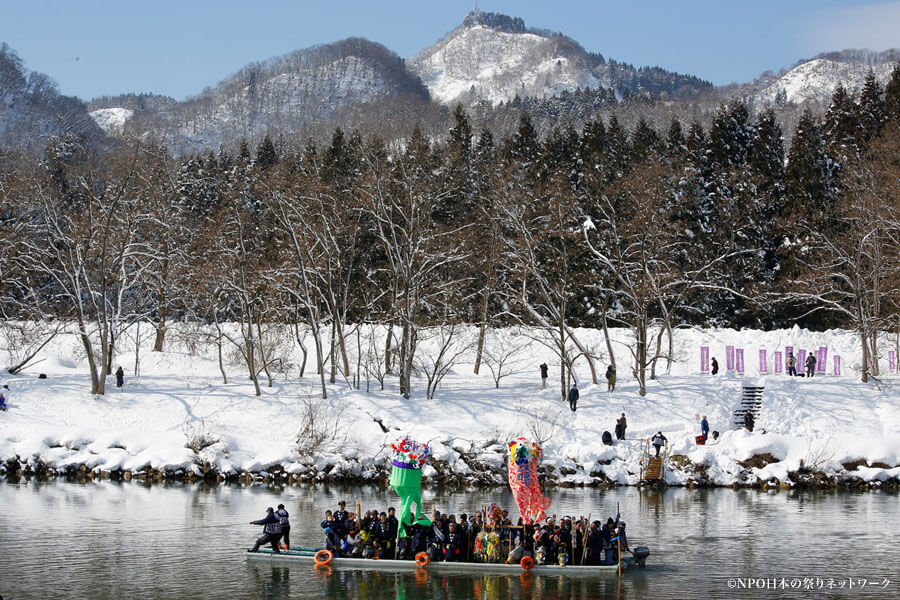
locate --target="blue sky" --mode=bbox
[2,0,899,101]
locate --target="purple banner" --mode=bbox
[833,355,841,376]
[736,349,744,374]
[759,349,767,374]
[797,349,807,373]
[700,346,710,373]
[817,346,827,373]
[774,351,783,373]
[726,346,735,371]
[890,350,896,373]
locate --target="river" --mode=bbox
[0,480,897,599]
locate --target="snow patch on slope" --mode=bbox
[90,107,134,133]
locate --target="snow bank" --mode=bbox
[1,324,898,488]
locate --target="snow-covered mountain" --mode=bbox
[408,11,710,107]
[102,38,430,152]
[747,49,900,108]
[0,44,103,150]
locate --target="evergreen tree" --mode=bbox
[786,109,838,228]
[884,62,900,124]
[856,70,885,146]
[255,135,278,171]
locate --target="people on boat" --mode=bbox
[248,506,282,553]
[295,503,640,569]
[333,501,349,536]
[276,504,291,551]
[603,517,618,565]
[616,521,630,552]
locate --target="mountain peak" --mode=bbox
[461,10,561,39]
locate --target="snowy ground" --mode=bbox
[1,324,899,487]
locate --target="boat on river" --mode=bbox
[245,546,650,576]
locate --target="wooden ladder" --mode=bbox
[640,439,667,482]
[733,385,764,427]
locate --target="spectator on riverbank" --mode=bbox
[568,383,579,412]
[787,352,797,376]
[615,413,627,440]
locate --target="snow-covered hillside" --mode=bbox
[409,25,601,106]
[1,324,898,489]
[754,58,896,106]
[89,107,134,133]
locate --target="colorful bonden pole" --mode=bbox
[389,436,433,539]
[507,437,552,525]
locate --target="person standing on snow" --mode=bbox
[651,432,667,457]
[744,409,755,432]
[786,352,797,376]
[540,363,548,390]
[615,412,627,440]
[711,357,719,375]
[567,383,579,412]
[805,351,817,377]
[605,365,616,392]
[115,366,124,388]
[700,415,709,443]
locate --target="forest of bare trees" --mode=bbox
[2,64,900,398]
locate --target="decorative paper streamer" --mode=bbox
[507,437,552,525]
[389,436,432,538]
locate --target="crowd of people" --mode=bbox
[249,500,631,567]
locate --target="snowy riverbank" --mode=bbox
[2,324,899,489]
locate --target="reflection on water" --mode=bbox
[0,480,897,600]
[243,561,653,600]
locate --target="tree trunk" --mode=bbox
[473,289,491,375]
[601,304,615,369]
[636,316,648,396]
[385,322,393,375]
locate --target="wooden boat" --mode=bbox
[245,546,650,576]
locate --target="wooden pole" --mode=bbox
[581,513,591,565]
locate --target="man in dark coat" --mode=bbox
[744,409,755,432]
[249,507,282,553]
[115,366,124,387]
[711,357,719,375]
[568,383,579,412]
[615,413,627,440]
[806,351,817,377]
[651,431,667,457]
[540,363,548,390]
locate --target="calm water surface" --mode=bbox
[0,480,897,599]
